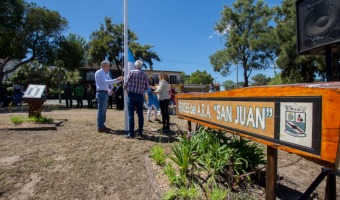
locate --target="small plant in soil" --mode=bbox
[158,127,266,199]
[10,115,53,125]
[150,145,166,166]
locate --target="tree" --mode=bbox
[88,17,160,69]
[0,1,68,86]
[210,0,274,87]
[186,70,214,84]
[223,80,236,90]
[274,0,325,83]
[251,74,271,86]
[180,72,187,84]
[10,61,60,94]
[57,33,87,71]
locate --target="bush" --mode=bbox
[10,116,25,124]
[163,127,265,199]
[10,115,53,124]
[150,145,166,166]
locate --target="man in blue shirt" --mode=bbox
[95,60,124,133]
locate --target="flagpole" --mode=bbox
[123,0,129,131]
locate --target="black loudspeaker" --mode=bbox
[296,0,340,54]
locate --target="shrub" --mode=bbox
[210,187,227,200]
[10,116,25,124]
[150,145,166,166]
[28,115,53,123]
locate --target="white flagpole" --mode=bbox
[123,0,129,131]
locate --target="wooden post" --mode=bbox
[187,120,192,133]
[28,98,43,118]
[266,146,277,200]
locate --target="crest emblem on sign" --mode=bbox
[284,105,307,137]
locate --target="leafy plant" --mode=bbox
[164,162,183,186]
[150,145,166,166]
[210,187,227,200]
[27,116,53,123]
[10,116,25,124]
[162,189,177,200]
[168,142,190,186]
[176,186,199,199]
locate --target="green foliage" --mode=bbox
[251,74,271,86]
[10,61,60,91]
[162,189,177,200]
[10,115,53,124]
[274,0,325,83]
[64,70,82,84]
[210,187,227,200]
[58,33,87,71]
[0,0,68,85]
[210,0,275,87]
[10,116,25,124]
[186,70,214,84]
[176,186,199,199]
[150,145,166,166]
[180,72,187,84]
[168,142,190,186]
[162,186,199,200]
[167,127,265,195]
[28,116,53,123]
[88,17,160,69]
[164,163,183,187]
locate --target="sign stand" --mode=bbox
[23,84,46,118]
[298,168,340,200]
[266,146,277,200]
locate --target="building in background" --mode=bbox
[0,59,21,81]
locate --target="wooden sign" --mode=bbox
[176,82,340,169]
[23,84,46,99]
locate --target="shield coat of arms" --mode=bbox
[284,106,307,137]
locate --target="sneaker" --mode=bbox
[147,120,152,122]
[124,134,134,138]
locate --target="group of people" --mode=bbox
[94,59,174,138]
[63,82,90,108]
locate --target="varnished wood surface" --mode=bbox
[176,82,340,169]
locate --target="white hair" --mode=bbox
[135,60,143,69]
[101,60,111,68]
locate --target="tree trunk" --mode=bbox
[243,66,248,87]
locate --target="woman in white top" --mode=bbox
[152,73,170,131]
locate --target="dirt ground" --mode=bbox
[0,105,340,200]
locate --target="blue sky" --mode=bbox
[28,0,282,85]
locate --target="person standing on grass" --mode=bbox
[152,73,170,131]
[86,82,94,108]
[95,60,124,133]
[107,84,114,109]
[115,83,124,110]
[63,81,74,108]
[146,77,160,122]
[123,60,149,138]
[75,84,84,108]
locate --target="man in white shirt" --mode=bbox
[95,60,124,133]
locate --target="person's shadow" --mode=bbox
[108,123,182,143]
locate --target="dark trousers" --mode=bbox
[65,95,72,108]
[108,96,113,108]
[76,96,83,108]
[127,92,144,136]
[160,99,170,128]
[87,94,93,108]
